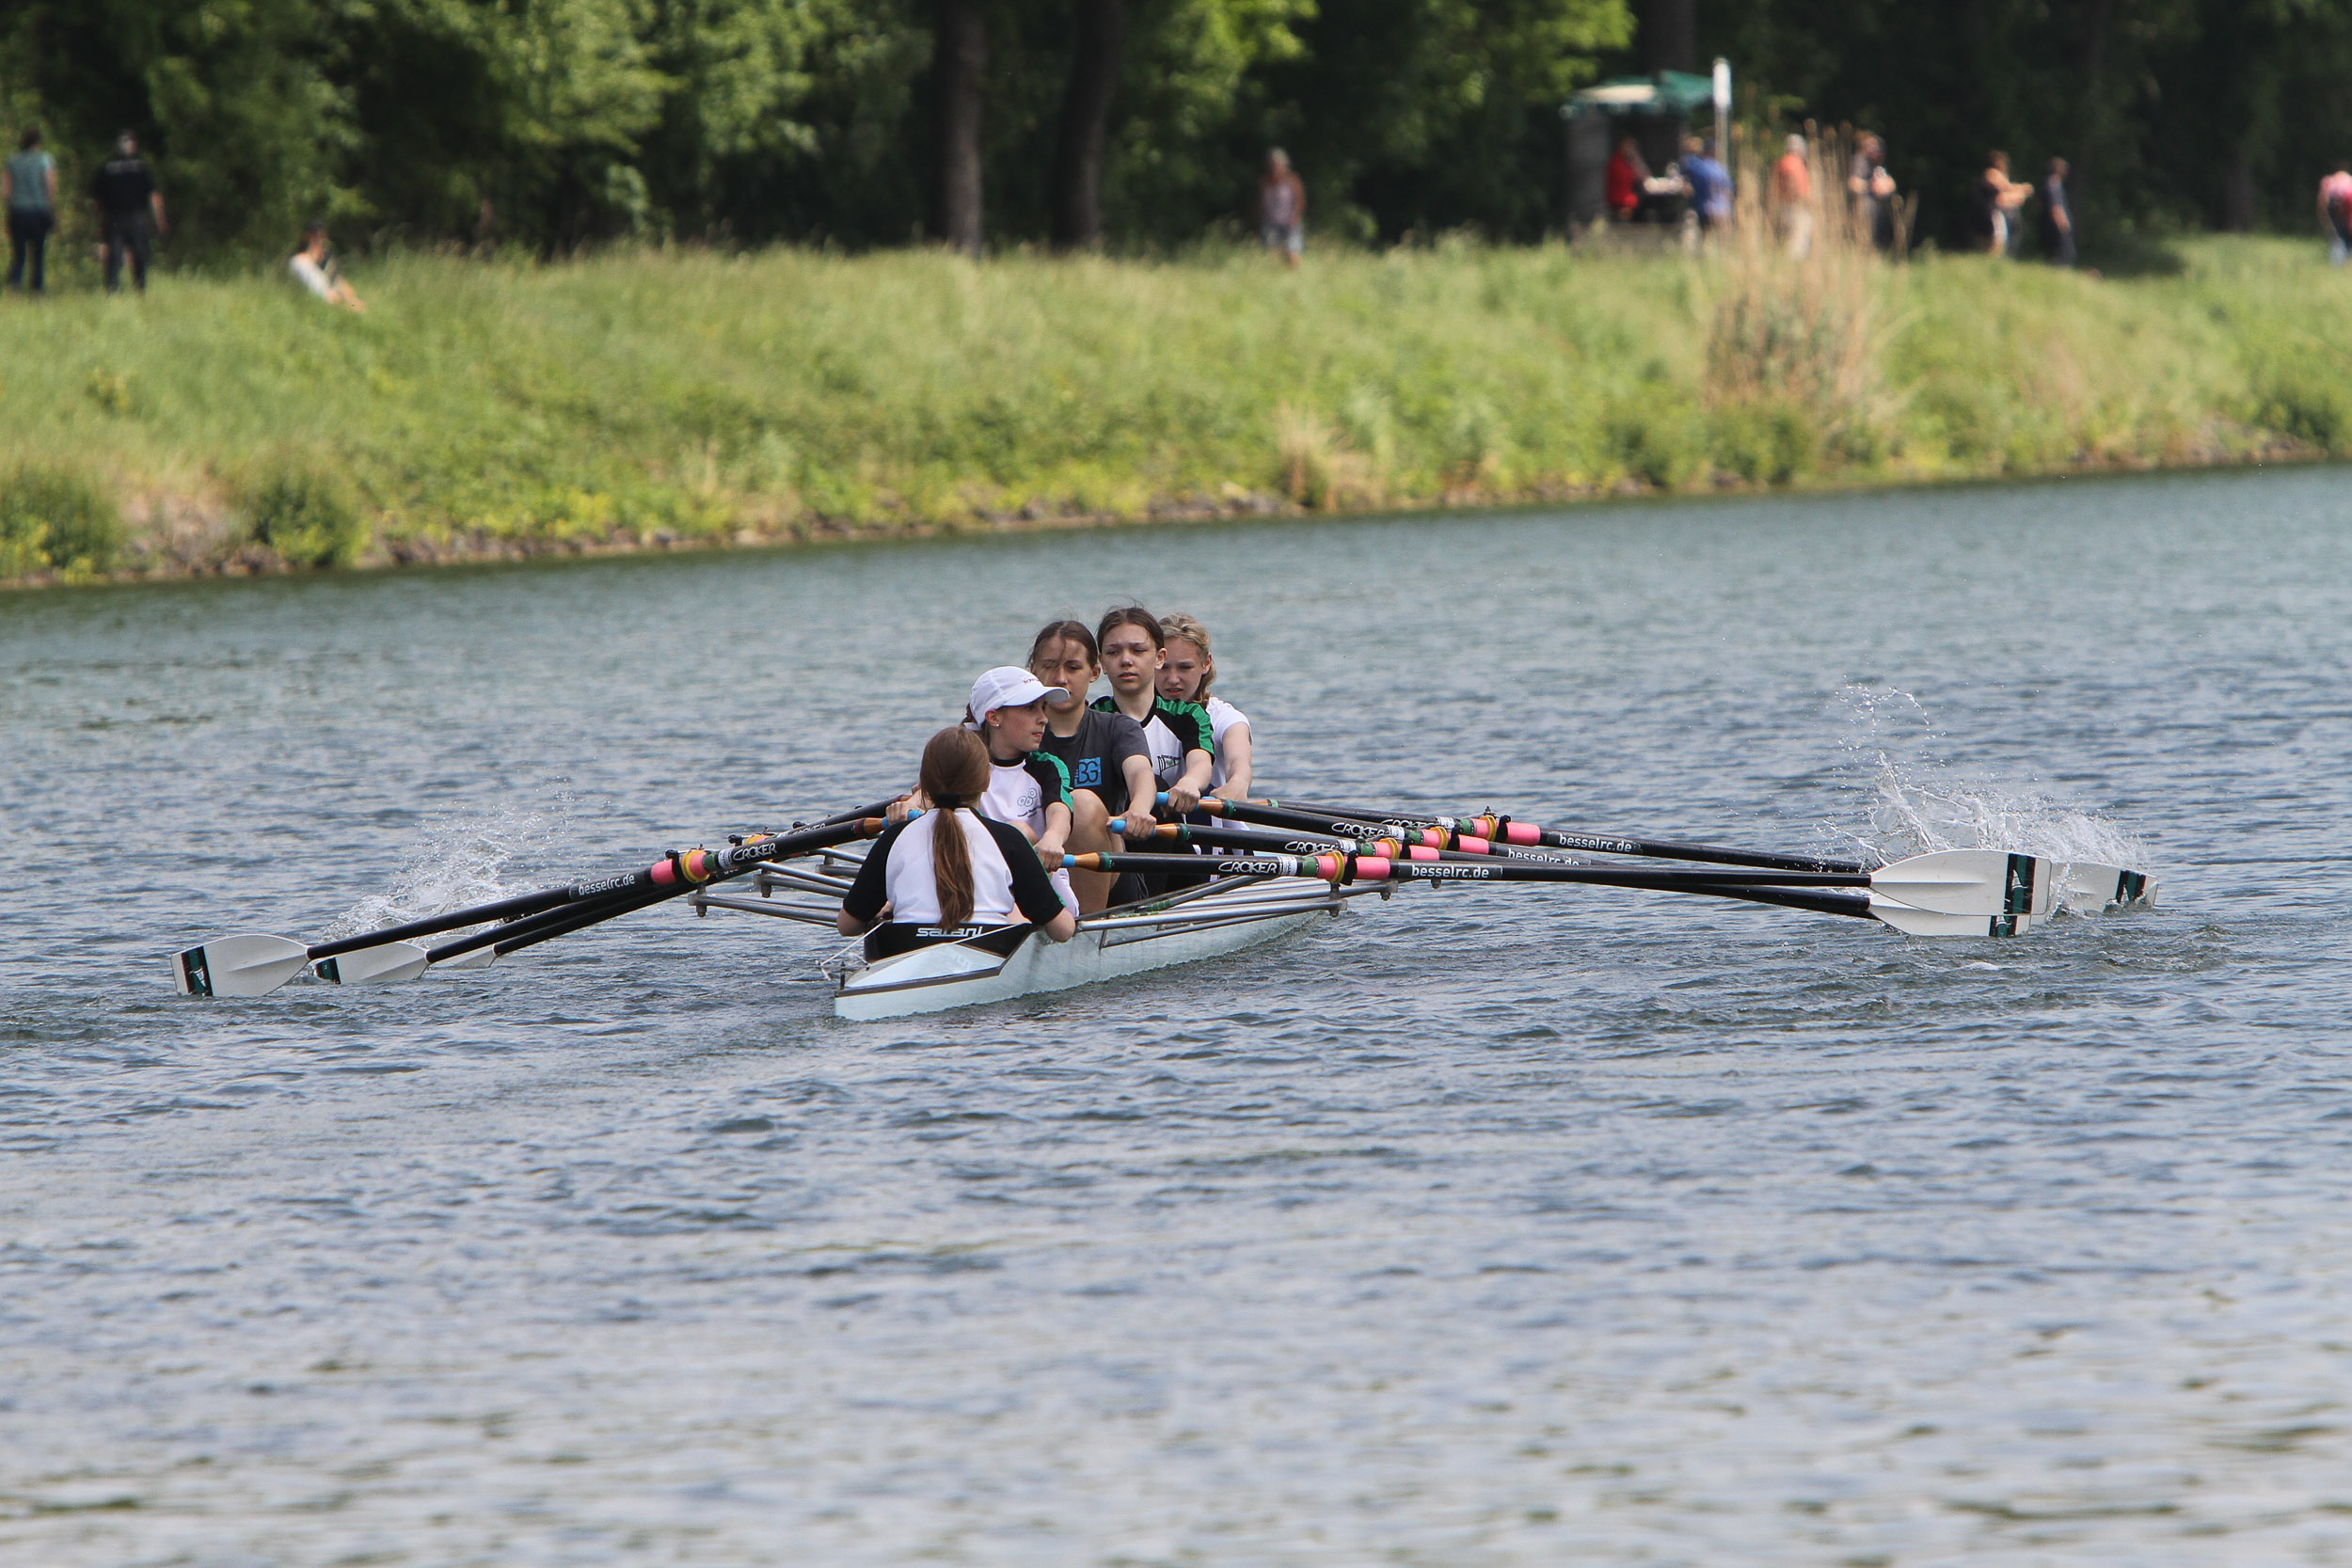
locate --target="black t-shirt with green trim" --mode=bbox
[1091,694,1213,791]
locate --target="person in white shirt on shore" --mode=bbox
[289,221,365,312]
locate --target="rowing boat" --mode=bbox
[686,843,1396,1020]
[168,795,2155,1016]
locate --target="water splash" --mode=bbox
[322,797,572,941]
[1833,687,2151,873]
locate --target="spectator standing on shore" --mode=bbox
[1258,150,1304,268]
[1972,151,2030,256]
[289,221,365,312]
[1606,135,1645,222]
[1849,133,1897,251]
[2320,164,2352,265]
[4,127,56,294]
[92,132,165,294]
[1773,134,1813,258]
[1682,136,1731,234]
[2042,157,2075,266]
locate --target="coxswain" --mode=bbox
[837,728,1076,955]
[964,665,1080,912]
[1155,611,1252,802]
[1027,619,1155,913]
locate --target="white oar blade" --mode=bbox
[172,934,311,998]
[314,942,431,986]
[2056,862,2157,914]
[434,943,499,971]
[1869,850,2051,917]
[1868,895,2037,939]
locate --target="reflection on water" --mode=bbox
[4,467,2351,1564]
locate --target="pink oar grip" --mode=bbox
[1353,856,1394,880]
[1502,823,1541,846]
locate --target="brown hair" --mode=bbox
[918,727,991,927]
[1026,619,1098,674]
[1095,605,1164,652]
[1157,611,1216,700]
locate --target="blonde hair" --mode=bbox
[1157,612,1216,700]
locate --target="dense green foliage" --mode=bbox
[0,236,2344,583]
[0,465,124,578]
[7,2,2349,258]
[0,0,1630,258]
[1707,0,2352,248]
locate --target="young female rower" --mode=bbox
[837,728,1076,952]
[1094,606,1215,813]
[1156,611,1253,802]
[965,664,1079,911]
[1027,619,1155,913]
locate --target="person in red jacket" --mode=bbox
[1605,135,1645,221]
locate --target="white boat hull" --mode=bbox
[834,901,1330,1021]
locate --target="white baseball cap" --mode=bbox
[967,665,1059,725]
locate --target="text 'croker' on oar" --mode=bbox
[1068,847,2052,922]
[171,818,886,998]
[1213,797,1875,875]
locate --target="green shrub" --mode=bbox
[246,464,368,568]
[2251,356,2352,453]
[0,467,123,577]
[1607,391,1704,489]
[1709,401,1820,484]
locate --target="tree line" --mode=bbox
[1,0,2346,261]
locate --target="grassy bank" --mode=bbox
[1,236,2346,585]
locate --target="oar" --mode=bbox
[1262,798,2154,918]
[173,819,885,998]
[1124,817,1597,865]
[416,817,888,974]
[1219,797,1875,875]
[1066,847,2051,920]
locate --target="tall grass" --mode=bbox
[0,232,2342,583]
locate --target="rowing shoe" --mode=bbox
[170,818,887,998]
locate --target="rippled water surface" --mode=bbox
[6,468,2351,1565]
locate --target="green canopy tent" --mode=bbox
[1562,70,1722,230]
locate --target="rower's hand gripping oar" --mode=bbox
[172,818,885,998]
[1071,847,2053,928]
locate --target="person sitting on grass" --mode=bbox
[290,221,365,312]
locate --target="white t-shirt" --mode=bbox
[290,252,335,301]
[980,753,1060,839]
[1203,696,1249,792]
[980,752,1078,911]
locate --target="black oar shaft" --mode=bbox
[1260,798,1872,876]
[310,886,578,960]
[1075,850,1866,891]
[493,883,681,957]
[424,816,884,966]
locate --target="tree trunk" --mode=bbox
[931,0,986,257]
[2074,0,2115,212]
[1051,0,1126,250]
[1640,0,1695,74]
[2222,148,2256,232]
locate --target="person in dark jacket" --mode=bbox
[91,132,167,294]
[5,127,56,293]
[2042,157,2075,267]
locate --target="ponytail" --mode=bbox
[917,727,990,927]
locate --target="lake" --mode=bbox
[5,466,2350,1564]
